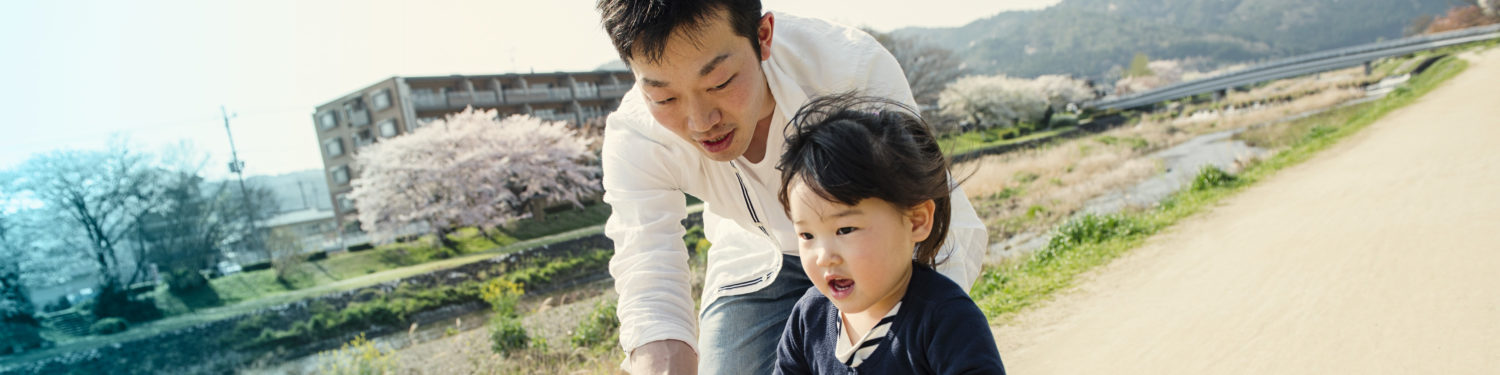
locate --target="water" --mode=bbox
[986,129,1267,262]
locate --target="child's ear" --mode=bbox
[906,200,936,242]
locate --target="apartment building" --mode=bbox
[311,70,634,244]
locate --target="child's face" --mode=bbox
[787,180,935,316]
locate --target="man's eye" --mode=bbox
[836,227,856,235]
[710,76,734,91]
[654,97,676,105]
[799,233,813,240]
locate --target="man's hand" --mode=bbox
[629,339,697,374]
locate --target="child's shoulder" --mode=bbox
[792,285,832,314]
[903,263,976,306]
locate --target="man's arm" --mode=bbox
[935,185,989,292]
[601,110,701,371]
[628,339,697,374]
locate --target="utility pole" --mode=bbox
[296,180,310,210]
[221,106,267,262]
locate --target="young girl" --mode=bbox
[773,94,1006,374]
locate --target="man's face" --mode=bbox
[629,8,775,162]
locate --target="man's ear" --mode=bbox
[907,200,936,243]
[758,12,775,61]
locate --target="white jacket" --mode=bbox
[601,12,989,360]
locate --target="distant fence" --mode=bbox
[1089,24,1500,110]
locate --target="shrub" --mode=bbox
[1190,165,1238,192]
[1049,114,1079,129]
[483,278,530,355]
[91,285,162,323]
[482,279,524,316]
[316,333,395,375]
[1038,214,1151,263]
[570,300,619,349]
[90,317,129,335]
[489,316,529,356]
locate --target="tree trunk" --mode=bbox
[433,227,460,257]
[477,227,505,245]
[528,199,547,222]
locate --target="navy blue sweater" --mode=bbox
[774,264,1007,374]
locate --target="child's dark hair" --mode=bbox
[776,93,953,267]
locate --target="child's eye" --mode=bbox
[654,97,676,105]
[799,232,813,240]
[836,227,857,235]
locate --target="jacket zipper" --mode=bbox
[719,163,778,292]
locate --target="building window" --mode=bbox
[324,138,344,157]
[378,119,398,138]
[354,129,374,149]
[344,98,370,127]
[336,193,353,213]
[371,90,392,111]
[318,111,338,129]
[331,166,350,185]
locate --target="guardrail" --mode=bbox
[1089,24,1500,110]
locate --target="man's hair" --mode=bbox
[776,93,955,267]
[597,0,763,65]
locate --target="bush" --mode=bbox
[1190,165,1238,192]
[1049,114,1079,129]
[483,278,530,355]
[90,317,129,335]
[163,269,210,294]
[91,285,162,323]
[316,333,395,375]
[1039,214,1151,263]
[489,316,529,355]
[0,319,48,355]
[570,300,619,349]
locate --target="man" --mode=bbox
[596,1,989,373]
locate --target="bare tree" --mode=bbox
[864,28,968,106]
[264,227,305,285]
[13,139,155,294]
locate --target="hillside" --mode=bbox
[895,0,1451,79]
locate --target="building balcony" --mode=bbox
[503,87,556,103]
[599,84,631,98]
[412,92,446,110]
[474,91,500,105]
[573,86,599,99]
[447,91,474,108]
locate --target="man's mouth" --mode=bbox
[700,131,733,152]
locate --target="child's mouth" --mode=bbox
[828,278,854,299]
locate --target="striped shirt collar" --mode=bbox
[834,302,903,368]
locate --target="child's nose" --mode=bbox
[813,244,840,267]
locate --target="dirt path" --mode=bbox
[993,47,1500,374]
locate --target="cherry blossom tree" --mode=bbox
[939,74,1048,129]
[349,107,601,252]
[1033,75,1095,111]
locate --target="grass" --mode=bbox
[152,203,614,317]
[498,203,612,240]
[941,126,1076,156]
[969,54,1470,321]
[232,247,613,353]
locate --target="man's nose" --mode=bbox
[687,102,721,132]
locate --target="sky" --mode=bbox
[0,0,1061,180]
